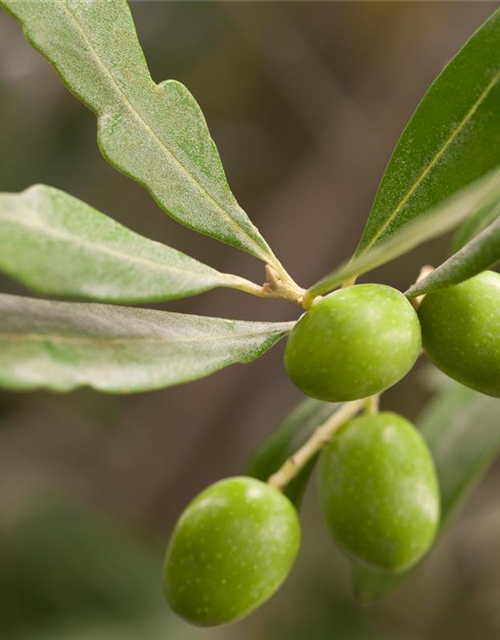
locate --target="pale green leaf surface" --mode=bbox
[450,198,500,253]
[306,170,500,300]
[356,9,500,256]
[353,381,500,604]
[0,0,273,261]
[0,294,293,393]
[0,185,257,303]
[406,212,500,298]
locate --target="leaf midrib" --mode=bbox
[60,2,268,260]
[363,67,500,254]
[0,325,293,347]
[0,209,224,283]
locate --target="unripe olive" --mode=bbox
[285,284,421,402]
[418,270,500,397]
[164,476,300,627]
[318,412,439,572]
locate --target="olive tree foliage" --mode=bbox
[1,0,500,606]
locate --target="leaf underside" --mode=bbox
[0,0,273,261]
[0,185,251,304]
[356,8,500,256]
[406,210,500,297]
[306,170,500,299]
[0,294,293,393]
[353,380,500,604]
[450,197,500,253]
[2,0,499,607]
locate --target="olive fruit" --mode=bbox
[164,476,300,627]
[418,270,500,397]
[318,412,439,572]
[284,284,421,402]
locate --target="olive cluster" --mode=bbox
[163,272,499,627]
[286,272,500,403]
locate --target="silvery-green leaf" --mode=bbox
[0,185,260,303]
[406,212,500,298]
[0,294,293,393]
[356,8,500,256]
[0,0,275,262]
[450,198,500,253]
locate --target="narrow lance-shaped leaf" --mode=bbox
[450,197,500,253]
[305,170,500,301]
[406,211,500,298]
[356,9,500,255]
[246,398,337,508]
[352,380,500,604]
[0,294,294,394]
[0,0,275,263]
[0,185,259,304]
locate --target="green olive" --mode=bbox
[164,476,300,627]
[318,412,440,572]
[418,270,500,397]
[284,284,421,402]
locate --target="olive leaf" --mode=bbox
[246,398,337,508]
[352,380,500,604]
[355,8,500,256]
[0,185,259,304]
[406,210,500,298]
[450,198,500,253]
[305,170,500,301]
[0,294,293,393]
[0,0,275,263]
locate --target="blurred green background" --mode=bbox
[1,2,500,639]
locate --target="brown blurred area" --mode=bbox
[1,3,500,639]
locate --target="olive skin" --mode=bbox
[164,477,300,627]
[318,412,440,572]
[284,284,421,402]
[419,271,500,398]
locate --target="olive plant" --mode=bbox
[1,0,500,627]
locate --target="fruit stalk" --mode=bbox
[233,263,307,307]
[267,399,365,491]
[364,394,380,415]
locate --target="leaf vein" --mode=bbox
[0,326,292,347]
[364,67,500,253]
[0,210,222,282]
[60,1,267,259]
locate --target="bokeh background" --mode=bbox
[1,2,499,639]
